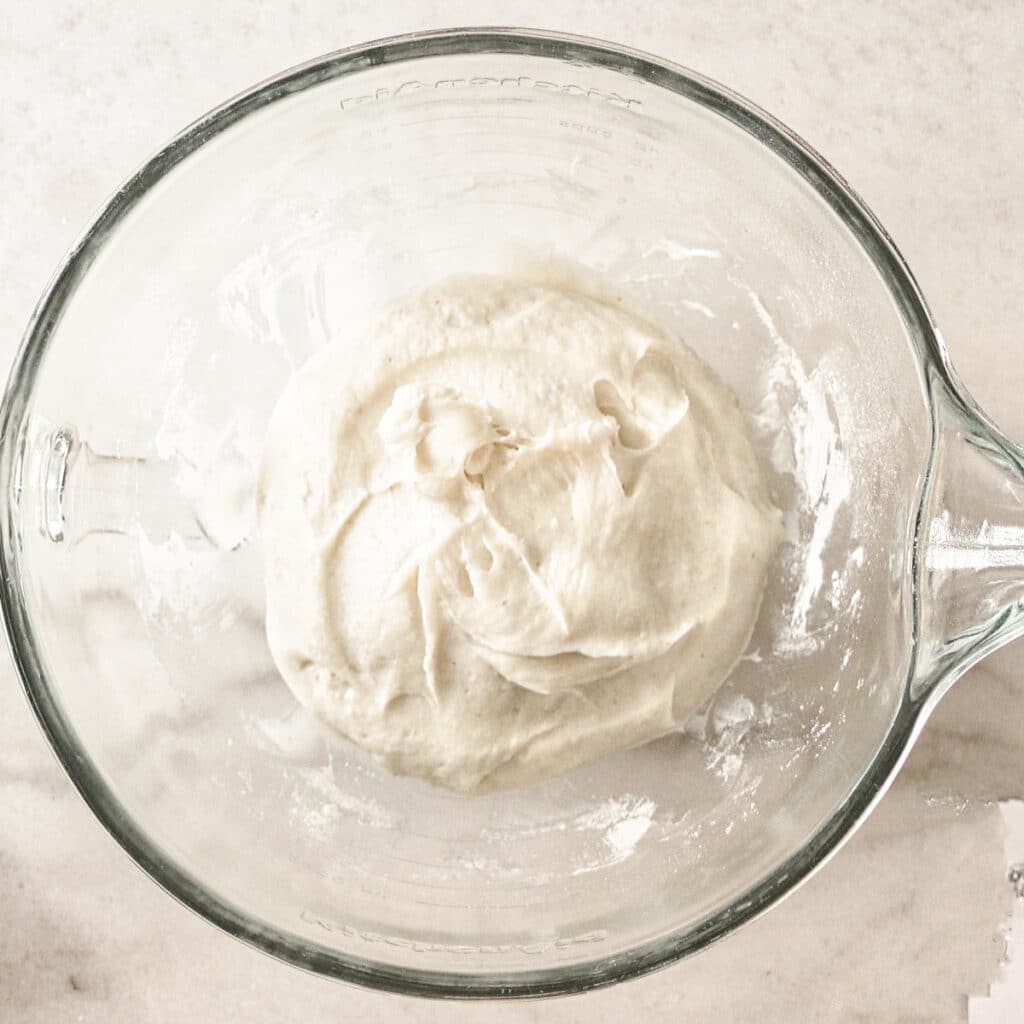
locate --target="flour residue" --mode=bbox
[569,795,657,874]
[469,791,660,876]
[135,529,238,631]
[135,311,268,636]
[682,298,716,319]
[217,238,334,368]
[684,693,773,786]
[289,761,398,841]
[155,411,260,554]
[641,240,723,262]
[247,706,327,761]
[749,290,852,655]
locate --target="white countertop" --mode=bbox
[2,3,1023,1021]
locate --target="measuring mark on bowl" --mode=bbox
[339,76,643,112]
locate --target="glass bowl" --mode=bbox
[3,28,1023,999]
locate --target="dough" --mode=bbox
[258,275,781,791]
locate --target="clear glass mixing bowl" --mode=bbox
[3,28,1024,999]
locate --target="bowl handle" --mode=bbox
[915,372,1024,699]
[40,425,225,548]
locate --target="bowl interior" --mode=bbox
[7,39,932,986]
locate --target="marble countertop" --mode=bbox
[2,3,1023,1021]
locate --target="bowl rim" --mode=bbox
[0,25,949,999]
